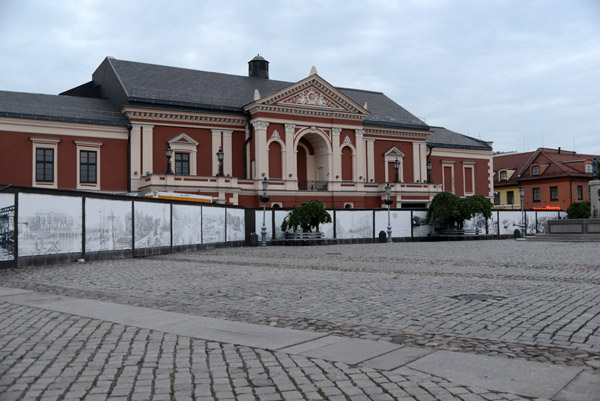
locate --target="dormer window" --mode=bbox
[531,165,540,176]
[585,163,593,174]
[499,171,507,181]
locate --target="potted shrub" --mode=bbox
[567,201,591,219]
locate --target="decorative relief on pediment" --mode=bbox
[277,87,345,110]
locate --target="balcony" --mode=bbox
[298,180,328,191]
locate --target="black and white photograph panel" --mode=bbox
[18,193,82,256]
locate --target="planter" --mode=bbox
[284,231,324,240]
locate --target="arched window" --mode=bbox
[268,141,282,178]
[341,146,353,181]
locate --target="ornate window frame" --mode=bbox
[383,147,404,183]
[168,133,199,175]
[75,140,102,190]
[30,137,60,189]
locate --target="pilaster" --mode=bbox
[141,124,154,176]
[284,123,296,190]
[331,128,342,181]
[223,130,233,176]
[211,129,222,176]
[355,129,366,181]
[253,120,269,181]
[366,138,375,182]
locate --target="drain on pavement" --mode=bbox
[451,294,506,302]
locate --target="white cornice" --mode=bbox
[245,103,365,121]
[0,117,128,139]
[124,108,246,127]
[364,127,429,140]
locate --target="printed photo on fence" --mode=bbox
[204,207,226,243]
[335,210,373,239]
[85,199,132,252]
[134,202,170,249]
[226,208,245,241]
[18,193,82,256]
[172,204,202,246]
[412,210,433,237]
[0,193,15,261]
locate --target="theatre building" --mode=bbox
[0,56,493,208]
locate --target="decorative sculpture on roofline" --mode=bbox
[593,157,599,180]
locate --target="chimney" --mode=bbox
[248,54,269,79]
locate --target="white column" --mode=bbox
[366,138,375,182]
[141,124,154,176]
[211,129,222,176]
[222,130,233,176]
[355,129,366,181]
[285,124,296,178]
[331,128,342,181]
[413,142,428,183]
[253,121,269,180]
[130,124,142,179]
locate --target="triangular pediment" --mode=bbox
[245,74,368,116]
[384,146,405,157]
[168,133,199,146]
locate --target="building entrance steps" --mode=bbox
[1,286,598,401]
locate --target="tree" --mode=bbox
[426,192,466,230]
[281,200,332,232]
[427,193,493,231]
[567,201,591,219]
[461,195,493,220]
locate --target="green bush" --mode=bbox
[567,201,590,219]
[427,192,493,230]
[281,200,332,232]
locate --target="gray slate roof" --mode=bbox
[94,58,428,130]
[0,90,129,127]
[427,126,492,151]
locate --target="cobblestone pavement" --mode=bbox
[0,302,541,401]
[1,240,599,400]
[2,241,599,371]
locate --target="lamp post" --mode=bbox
[519,186,525,237]
[259,177,270,246]
[394,157,400,182]
[427,160,433,183]
[216,146,224,177]
[384,183,393,243]
[165,145,174,175]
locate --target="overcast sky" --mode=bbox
[1,0,599,155]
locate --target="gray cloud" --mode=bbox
[1,0,598,154]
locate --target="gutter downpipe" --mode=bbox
[127,124,132,193]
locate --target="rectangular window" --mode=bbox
[577,185,583,200]
[499,171,507,181]
[175,152,190,175]
[507,191,514,205]
[36,148,54,182]
[80,150,97,184]
[532,165,540,176]
[550,186,558,201]
[493,192,500,205]
[533,188,541,202]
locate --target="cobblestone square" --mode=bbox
[1,240,599,400]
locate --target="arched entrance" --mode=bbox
[295,131,331,191]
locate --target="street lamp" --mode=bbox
[384,183,393,243]
[394,158,400,182]
[519,186,525,237]
[427,160,433,183]
[216,146,224,177]
[259,177,270,246]
[165,145,174,175]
